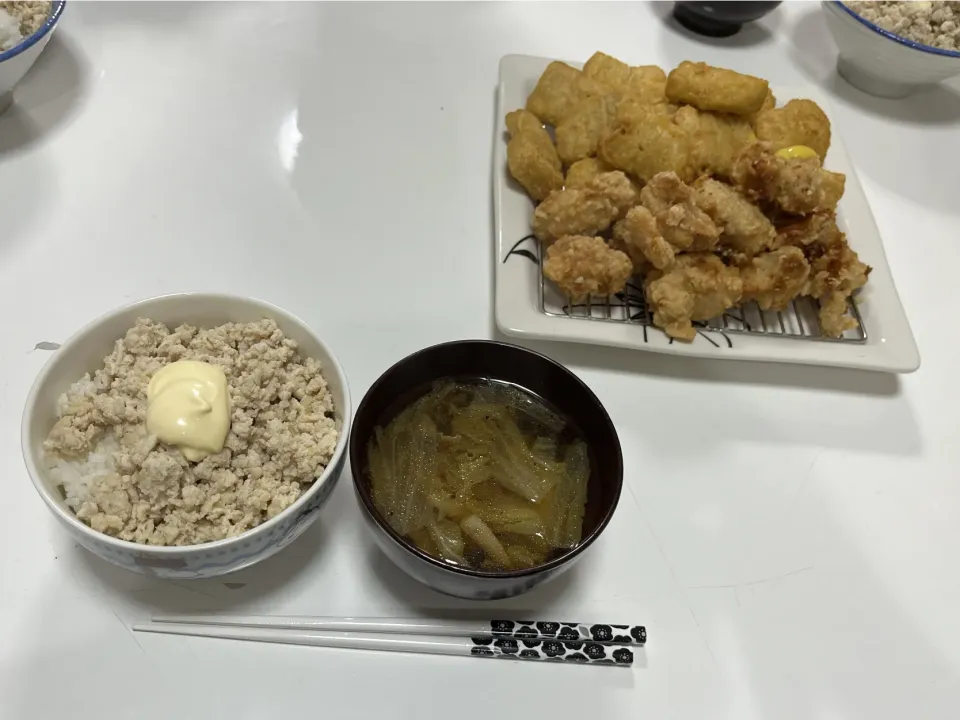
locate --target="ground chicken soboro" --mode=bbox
[44,318,338,546]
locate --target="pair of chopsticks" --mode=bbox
[133,615,646,666]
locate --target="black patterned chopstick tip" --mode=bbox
[489,620,646,646]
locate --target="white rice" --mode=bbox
[46,376,115,513]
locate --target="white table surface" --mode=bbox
[1,2,957,718]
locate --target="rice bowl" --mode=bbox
[22,294,351,579]
[0,1,64,115]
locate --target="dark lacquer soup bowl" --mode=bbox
[349,340,623,600]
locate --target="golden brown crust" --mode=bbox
[694,177,776,260]
[644,253,743,341]
[532,188,618,244]
[532,171,638,243]
[640,172,720,252]
[673,106,757,179]
[582,52,668,104]
[613,205,676,270]
[773,212,871,336]
[505,111,564,202]
[599,113,696,183]
[740,246,811,311]
[666,61,769,116]
[747,88,777,129]
[555,94,620,165]
[732,142,845,215]
[525,61,584,126]
[543,235,634,300]
[565,157,614,188]
[588,170,641,219]
[754,99,832,161]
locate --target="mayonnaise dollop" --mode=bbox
[146,361,230,462]
[775,145,818,160]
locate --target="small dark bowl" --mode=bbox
[673,1,782,38]
[349,340,623,600]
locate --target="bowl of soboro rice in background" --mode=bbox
[350,340,623,600]
[21,294,351,579]
[824,1,960,97]
[0,1,65,113]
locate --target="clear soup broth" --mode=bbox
[367,379,591,572]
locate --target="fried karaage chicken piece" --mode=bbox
[505,109,564,201]
[773,211,842,249]
[589,170,641,219]
[693,177,776,260]
[565,157,614,188]
[555,93,620,165]
[533,188,616,244]
[599,109,696,183]
[806,238,871,337]
[666,61,769,116]
[532,171,636,243]
[640,172,720,252]
[740,246,810,311]
[613,205,675,270]
[644,253,743,341]
[774,213,871,336]
[673,106,757,179]
[582,51,667,104]
[543,235,633,300]
[525,61,585,126]
[732,142,845,215]
[754,99,831,161]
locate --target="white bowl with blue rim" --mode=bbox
[0,0,66,114]
[823,1,960,98]
[21,293,351,579]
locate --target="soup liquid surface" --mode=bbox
[367,379,590,571]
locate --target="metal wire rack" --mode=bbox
[536,254,867,345]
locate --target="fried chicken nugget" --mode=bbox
[673,106,756,179]
[599,109,696,183]
[526,61,584,126]
[582,51,668,104]
[645,253,743,341]
[640,171,720,252]
[555,93,619,165]
[693,177,776,260]
[613,205,676,270]
[565,157,614,188]
[626,65,669,105]
[666,61,769,116]
[740,246,810,311]
[732,142,845,215]
[747,89,776,129]
[582,51,632,90]
[754,99,831,161]
[505,109,564,202]
[543,235,633,300]
[775,213,870,337]
[505,108,546,137]
[616,96,676,124]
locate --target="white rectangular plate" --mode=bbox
[494,54,920,373]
